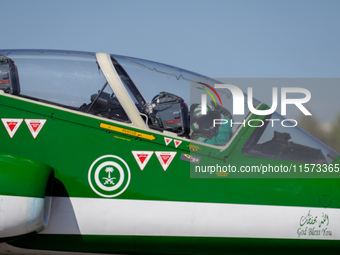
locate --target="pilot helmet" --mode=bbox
[191,104,222,138]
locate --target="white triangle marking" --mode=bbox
[164,137,173,146]
[1,118,23,138]
[155,151,177,171]
[132,151,154,170]
[174,140,182,148]
[25,119,46,139]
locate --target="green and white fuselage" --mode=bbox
[0,50,339,254]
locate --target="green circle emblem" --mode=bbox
[88,155,131,197]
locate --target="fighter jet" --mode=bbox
[0,49,338,254]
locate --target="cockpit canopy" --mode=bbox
[0,50,338,164]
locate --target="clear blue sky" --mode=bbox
[2,0,340,123]
[3,0,340,78]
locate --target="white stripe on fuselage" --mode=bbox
[41,197,340,240]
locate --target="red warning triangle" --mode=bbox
[155,151,177,171]
[132,151,154,170]
[25,119,46,139]
[8,122,17,131]
[138,154,148,164]
[164,137,172,146]
[174,139,182,148]
[30,122,41,132]
[1,118,23,138]
[160,155,171,164]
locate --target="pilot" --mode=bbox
[190,103,232,145]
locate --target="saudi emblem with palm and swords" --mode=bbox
[88,155,131,198]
